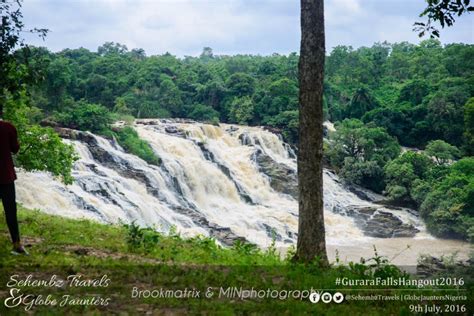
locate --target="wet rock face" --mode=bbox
[345,206,420,238]
[364,211,419,238]
[252,149,298,199]
[173,206,246,247]
[417,256,473,278]
[226,126,239,133]
[163,125,188,138]
[345,184,385,203]
[262,126,282,135]
[165,126,179,134]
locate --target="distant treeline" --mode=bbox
[19,40,473,150]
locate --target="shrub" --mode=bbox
[384,152,434,204]
[114,126,161,166]
[124,221,161,253]
[420,158,474,240]
[328,119,400,192]
[188,104,220,123]
[55,100,113,133]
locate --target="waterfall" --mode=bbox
[14,120,470,262]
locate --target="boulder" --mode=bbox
[362,211,419,238]
[253,149,298,199]
[165,125,179,133]
[417,256,473,278]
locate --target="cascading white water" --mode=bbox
[15,120,470,264]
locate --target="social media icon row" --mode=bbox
[309,292,344,304]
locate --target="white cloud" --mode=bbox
[21,0,473,56]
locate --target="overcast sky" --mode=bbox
[22,0,473,57]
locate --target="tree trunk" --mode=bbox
[294,0,328,264]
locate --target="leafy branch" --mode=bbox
[414,0,474,38]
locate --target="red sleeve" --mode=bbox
[10,125,20,154]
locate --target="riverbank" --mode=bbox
[0,206,471,315]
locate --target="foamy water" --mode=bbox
[15,120,471,263]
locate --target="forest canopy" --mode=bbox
[21,41,473,150]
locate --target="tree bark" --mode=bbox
[294,0,328,264]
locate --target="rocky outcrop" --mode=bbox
[262,126,283,135]
[252,149,298,199]
[417,256,473,278]
[173,206,246,246]
[342,206,419,238]
[238,133,257,146]
[345,184,386,203]
[364,211,419,238]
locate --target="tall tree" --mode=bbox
[294,0,328,264]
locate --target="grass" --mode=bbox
[0,206,471,315]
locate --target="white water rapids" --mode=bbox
[15,120,471,265]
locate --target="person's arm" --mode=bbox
[10,125,20,154]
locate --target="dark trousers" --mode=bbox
[0,183,20,243]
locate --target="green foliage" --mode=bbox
[414,0,474,38]
[4,92,78,184]
[124,221,161,253]
[345,246,409,280]
[384,151,434,204]
[18,41,472,151]
[340,158,386,192]
[0,0,48,109]
[188,103,220,124]
[266,110,299,144]
[463,97,474,155]
[325,41,473,149]
[398,79,430,105]
[232,240,259,256]
[114,126,161,166]
[228,96,255,124]
[426,86,469,146]
[0,1,76,184]
[420,158,474,240]
[328,119,400,192]
[113,97,132,115]
[55,100,113,133]
[158,79,183,116]
[425,139,460,165]
[345,87,379,119]
[226,72,255,97]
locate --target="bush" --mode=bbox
[267,110,299,144]
[340,158,386,192]
[188,104,220,124]
[384,152,434,204]
[5,92,78,184]
[124,221,161,253]
[420,158,474,240]
[114,127,161,166]
[55,100,113,133]
[327,119,400,193]
[425,139,460,165]
[228,96,255,124]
